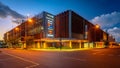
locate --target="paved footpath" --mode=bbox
[0,51,35,68]
[1,48,120,68]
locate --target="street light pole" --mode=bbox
[40,26,44,48]
[24,18,33,49]
[94,24,100,48]
[24,15,29,49]
[24,20,27,49]
[95,24,100,41]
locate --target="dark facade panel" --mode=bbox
[55,10,109,42]
[55,11,69,38]
[71,11,85,39]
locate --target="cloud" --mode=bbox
[0,16,17,40]
[90,11,120,42]
[107,27,120,42]
[0,2,24,19]
[0,2,25,40]
[90,11,120,29]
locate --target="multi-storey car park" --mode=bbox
[4,10,115,49]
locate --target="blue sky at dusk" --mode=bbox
[0,0,120,42]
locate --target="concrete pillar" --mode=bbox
[96,43,98,48]
[102,42,104,48]
[10,43,13,48]
[37,42,40,48]
[79,42,81,48]
[69,41,72,48]
[21,43,23,49]
[43,42,46,48]
[110,43,112,48]
[33,44,35,48]
[23,43,26,48]
[40,42,43,48]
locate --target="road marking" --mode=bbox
[92,52,101,55]
[93,53,97,55]
[108,54,114,56]
[92,50,102,52]
[100,54,104,55]
[118,55,120,56]
[3,53,39,68]
[0,58,14,61]
[63,57,86,61]
[92,50,100,51]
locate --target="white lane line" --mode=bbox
[3,53,39,68]
[92,50,100,51]
[63,57,86,61]
[0,58,14,61]
[92,53,97,55]
[108,54,114,56]
[92,52,101,55]
[100,54,104,55]
[118,55,120,56]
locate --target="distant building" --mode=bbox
[4,10,115,49]
[0,40,6,48]
[108,35,115,42]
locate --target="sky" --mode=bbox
[0,0,120,42]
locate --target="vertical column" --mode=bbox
[101,42,104,48]
[32,43,35,48]
[110,43,112,48]
[79,42,81,48]
[23,42,26,48]
[21,43,23,49]
[69,10,72,38]
[37,42,40,48]
[43,42,46,48]
[69,41,72,48]
[40,41,42,48]
[10,43,13,48]
[96,42,98,48]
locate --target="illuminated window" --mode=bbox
[48,30,53,34]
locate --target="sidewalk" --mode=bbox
[3,46,120,52]
[6,48,93,51]
[29,48,96,51]
[109,46,120,48]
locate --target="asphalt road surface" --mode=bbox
[0,48,120,68]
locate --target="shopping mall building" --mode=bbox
[4,10,115,49]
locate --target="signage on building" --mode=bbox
[46,14,54,38]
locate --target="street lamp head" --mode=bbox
[41,26,44,30]
[95,24,100,29]
[28,18,33,23]
[7,32,9,35]
[15,27,19,31]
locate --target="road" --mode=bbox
[0,48,120,68]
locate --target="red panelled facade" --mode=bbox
[55,10,108,42]
[55,11,69,38]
